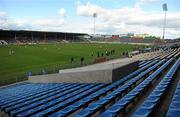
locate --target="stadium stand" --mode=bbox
[91,36,160,44]
[132,57,180,117]
[166,80,180,117]
[34,60,159,117]
[74,49,179,117]
[0,30,166,45]
[0,48,179,117]
[3,84,81,111]
[0,30,87,44]
[74,58,172,117]
[99,58,174,117]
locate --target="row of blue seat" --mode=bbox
[4,84,81,113]
[0,82,31,103]
[0,83,64,105]
[139,61,146,65]
[0,83,97,107]
[99,58,174,117]
[73,59,166,117]
[0,83,44,99]
[0,82,29,91]
[139,49,175,68]
[166,81,180,117]
[5,84,93,116]
[1,83,73,110]
[16,84,106,117]
[132,57,180,117]
[32,60,160,117]
[9,83,97,116]
[166,65,180,117]
[138,50,165,66]
[139,60,152,68]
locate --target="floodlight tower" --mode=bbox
[93,13,97,36]
[162,3,168,39]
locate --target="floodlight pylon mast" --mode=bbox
[93,13,97,36]
[162,3,168,39]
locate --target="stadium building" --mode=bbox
[0,30,88,44]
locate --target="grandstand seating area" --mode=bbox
[167,80,180,117]
[0,30,164,44]
[92,37,159,44]
[0,30,86,44]
[0,48,180,117]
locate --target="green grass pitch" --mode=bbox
[0,43,145,85]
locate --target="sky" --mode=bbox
[0,0,180,39]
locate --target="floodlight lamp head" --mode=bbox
[163,3,168,11]
[93,13,97,18]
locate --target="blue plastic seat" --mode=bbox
[166,109,180,117]
[142,101,156,109]
[47,112,63,117]
[71,102,84,108]
[133,57,180,117]
[99,111,115,117]
[61,106,74,115]
[170,102,180,109]
[132,107,152,117]
[97,99,108,105]
[74,109,91,117]
[87,103,100,111]
[106,105,123,115]
[117,99,128,106]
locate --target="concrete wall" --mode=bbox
[29,61,138,83]
[29,69,112,83]
[112,61,139,82]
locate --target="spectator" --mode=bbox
[106,51,108,56]
[80,57,84,65]
[101,53,104,57]
[71,57,74,63]
[27,71,32,77]
[113,49,115,54]
[97,51,100,57]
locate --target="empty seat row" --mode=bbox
[15,84,106,117]
[8,58,158,117]
[73,59,166,117]
[166,73,180,116]
[9,84,97,116]
[139,60,152,68]
[40,61,160,117]
[1,83,73,110]
[0,82,29,91]
[139,50,172,67]
[139,60,146,65]
[0,83,65,106]
[99,58,174,117]
[4,84,80,113]
[132,57,180,117]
